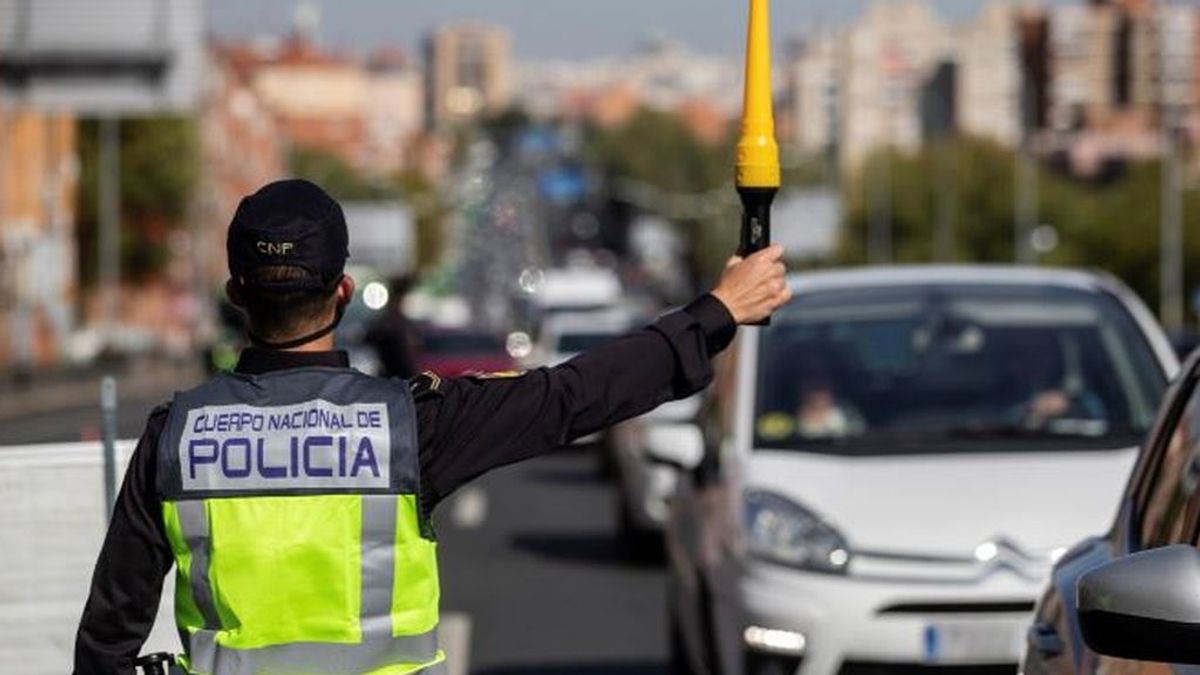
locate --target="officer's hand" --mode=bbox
[710,245,791,325]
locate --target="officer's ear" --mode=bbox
[335,275,355,307]
[226,279,244,309]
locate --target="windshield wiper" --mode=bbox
[944,423,1107,440]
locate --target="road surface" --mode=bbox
[438,447,667,674]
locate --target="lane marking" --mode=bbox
[440,611,472,675]
[450,487,488,529]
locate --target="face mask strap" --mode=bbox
[247,301,346,350]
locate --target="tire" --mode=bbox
[669,589,701,675]
[595,434,616,479]
[617,496,664,565]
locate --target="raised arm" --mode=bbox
[418,245,790,509]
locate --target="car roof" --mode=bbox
[778,264,1180,377]
[788,265,1113,294]
[541,308,635,334]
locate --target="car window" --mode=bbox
[753,283,1167,454]
[423,332,504,354]
[1139,380,1200,548]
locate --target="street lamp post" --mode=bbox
[1015,58,1038,265]
[1159,4,1186,333]
[1160,104,1184,333]
[98,116,121,339]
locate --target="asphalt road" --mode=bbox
[0,392,170,446]
[0,389,670,674]
[437,446,668,674]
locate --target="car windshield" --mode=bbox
[755,283,1167,453]
[557,332,618,353]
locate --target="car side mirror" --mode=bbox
[644,423,704,471]
[1078,544,1200,664]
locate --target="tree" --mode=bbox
[76,116,200,283]
[288,147,448,272]
[839,135,1200,317]
[585,107,740,284]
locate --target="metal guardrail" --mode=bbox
[0,438,177,673]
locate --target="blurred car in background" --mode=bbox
[1022,348,1200,675]
[417,326,514,377]
[609,393,702,562]
[530,308,634,367]
[526,308,639,474]
[529,266,623,321]
[659,267,1176,675]
[336,266,390,376]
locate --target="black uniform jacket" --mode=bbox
[74,295,736,674]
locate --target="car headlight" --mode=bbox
[744,490,850,573]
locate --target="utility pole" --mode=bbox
[1159,3,1186,333]
[870,82,897,265]
[1015,61,1038,265]
[1160,100,1184,333]
[868,152,893,264]
[97,116,120,339]
[934,139,956,262]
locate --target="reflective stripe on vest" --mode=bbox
[187,628,442,675]
[158,369,439,675]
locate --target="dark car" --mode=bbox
[416,327,514,377]
[1022,349,1200,675]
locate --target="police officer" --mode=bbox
[74,179,791,675]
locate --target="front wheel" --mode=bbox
[617,496,663,564]
[669,590,701,675]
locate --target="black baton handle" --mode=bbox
[737,187,777,326]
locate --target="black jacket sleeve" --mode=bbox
[417,294,736,509]
[74,408,175,675]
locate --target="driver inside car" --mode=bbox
[999,334,1107,430]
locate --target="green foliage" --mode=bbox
[585,107,740,282]
[840,135,1200,313]
[288,147,395,201]
[395,169,449,273]
[288,147,448,273]
[589,107,730,194]
[77,116,200,283]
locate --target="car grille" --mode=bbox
[746,650,803,675]
[838,663,1016,675]
[876,600,1036,615]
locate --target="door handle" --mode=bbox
[1027,621,1064,658]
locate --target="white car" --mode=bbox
[660,266,1177,675]
[528,308,637,449]
[609,393,702,561]
[530,308,635,368]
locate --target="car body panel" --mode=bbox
[746,449,1136,559]
[1023,354,1200,675]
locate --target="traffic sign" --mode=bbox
[0,0,202,115]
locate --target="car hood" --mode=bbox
[745,447,1137,558]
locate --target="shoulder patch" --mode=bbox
[409,371,443,399]
[470,370,527,380]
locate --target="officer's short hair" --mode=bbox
[239,265,340,343]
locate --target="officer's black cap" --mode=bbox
[227,179,349,292]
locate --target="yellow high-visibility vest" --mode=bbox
[156,368,442,675]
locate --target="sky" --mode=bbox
[206,0,1079,61]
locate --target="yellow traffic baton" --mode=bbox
[735,0,781,325]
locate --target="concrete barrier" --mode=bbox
[0,441,177,674]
